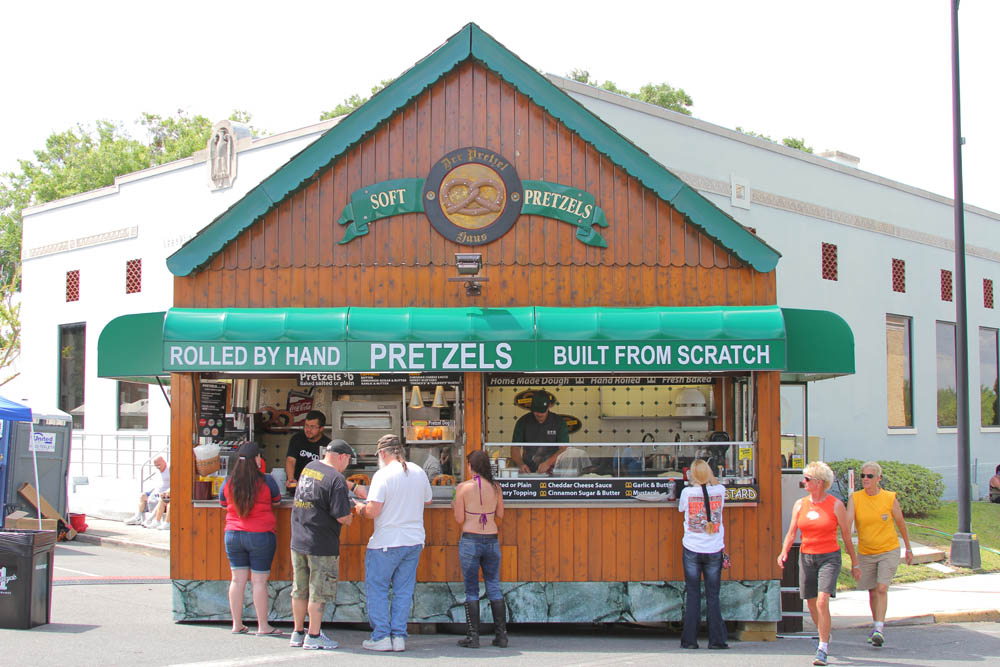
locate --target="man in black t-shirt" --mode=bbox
[289,439,355,650]
[285,410,331,491]
[511,392,569,473]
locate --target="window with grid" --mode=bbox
[66,270,80,302]
[821,243,838,281]
[891,259,906,293]
[941,269,953,302]
[125,259,142,294]
[986,279,995,309]
[886,314,913,428]
[980,328,999,426]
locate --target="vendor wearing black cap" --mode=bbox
[510,392,569,473]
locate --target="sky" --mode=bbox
[2,0,998,213]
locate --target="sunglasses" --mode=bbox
[860,473,877,479]
[803,476,814,482]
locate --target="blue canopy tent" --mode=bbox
[0,395,41,529]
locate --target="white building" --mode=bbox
[15,118,339,516]
[15,79,998,514]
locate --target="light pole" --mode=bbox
[948,0,980,569]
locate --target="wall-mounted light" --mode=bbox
[448,252,488,296]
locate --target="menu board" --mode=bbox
[498,478,759,503]
[198,382,228,438]
[298,372,461,387]
[488,374,716,387]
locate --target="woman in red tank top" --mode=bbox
[777,461,859,666]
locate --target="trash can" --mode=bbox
[0,529,57,629]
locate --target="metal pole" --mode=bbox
[948,0,980,569]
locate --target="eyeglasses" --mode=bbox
[860,473,877,479]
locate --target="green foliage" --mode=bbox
[319,79,395,120]
[736,127,813,153]
[981,384,998,426]
[567,69,693,115]
[0,265,20,386]
[829,458,945,517]
[937,387,957,427]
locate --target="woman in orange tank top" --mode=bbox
[777,461,859,666]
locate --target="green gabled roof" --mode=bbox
[167,23,780,277]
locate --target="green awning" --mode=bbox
[97,311,170,384]
[100,306,853,378]
[781,308,855,382]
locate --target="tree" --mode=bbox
[319,80,395,120]
[568,69,694,116]
[0,265,20,387]
[0,110,259,286]
[736,127,814,154]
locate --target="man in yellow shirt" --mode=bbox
[846,461,913,648]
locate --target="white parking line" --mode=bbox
[54,565,102,576]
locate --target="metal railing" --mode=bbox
[69,432,170,482]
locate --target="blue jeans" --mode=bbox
[682,547,727,647]
[458,533,502,602]
[365,545,423,640]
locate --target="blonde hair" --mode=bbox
[803,461,834,491]
[689,459,717,486]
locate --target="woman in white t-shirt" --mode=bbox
[677,459,729,650]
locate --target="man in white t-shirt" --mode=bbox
[353,434,432,653]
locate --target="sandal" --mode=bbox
[231,626,249,634]
[256,628,284,636]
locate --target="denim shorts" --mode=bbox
[799,549,841,599]
[224,530,277,573]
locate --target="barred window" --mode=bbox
[941,269,953,302]
[821,243,838,281]
[126,259,142,294]
[891,259,906,293]
[986,279,994,309]
[66,270,80,302]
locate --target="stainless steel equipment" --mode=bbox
[329,400,402,454]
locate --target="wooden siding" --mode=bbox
[169,60,780,584]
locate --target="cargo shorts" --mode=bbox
[290,550,340,604]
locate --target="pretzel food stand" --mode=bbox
[99,24,854,631]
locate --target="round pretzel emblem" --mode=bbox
[443,177,505,215]
[423,147,523,245]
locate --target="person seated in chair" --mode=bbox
[125,455,169,526]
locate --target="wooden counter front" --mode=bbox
[174,501,774,585]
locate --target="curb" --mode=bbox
[72,532,170,558]
[836,610,1000,629]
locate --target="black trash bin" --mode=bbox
[0,529,57,629]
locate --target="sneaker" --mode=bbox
[124,514,143,526]
[362,637,393,651]
[870,630,884,647]
[142,519,159,529]
[813,648,828,666]
[391,636,405,652]
[303,632,338,650]
[157,521,170,531]
[289,630,305,648]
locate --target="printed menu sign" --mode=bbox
[497,478,759,503]
[198,382,227,438]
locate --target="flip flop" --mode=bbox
[231,626,249,635]
[256,628,284,636]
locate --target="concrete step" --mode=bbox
[910,544,946,564]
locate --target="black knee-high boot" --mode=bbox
[490,599,508,647]
[457,601,480,648]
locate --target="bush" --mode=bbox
[828,459,944,517]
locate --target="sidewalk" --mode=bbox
[827,572,1000,629]
[71,516,170,556]
[69,518,1000,630]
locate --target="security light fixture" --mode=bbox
[449,252,488,296]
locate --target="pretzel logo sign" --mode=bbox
[423,147,523,245]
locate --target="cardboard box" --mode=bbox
[3,510,58,531]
